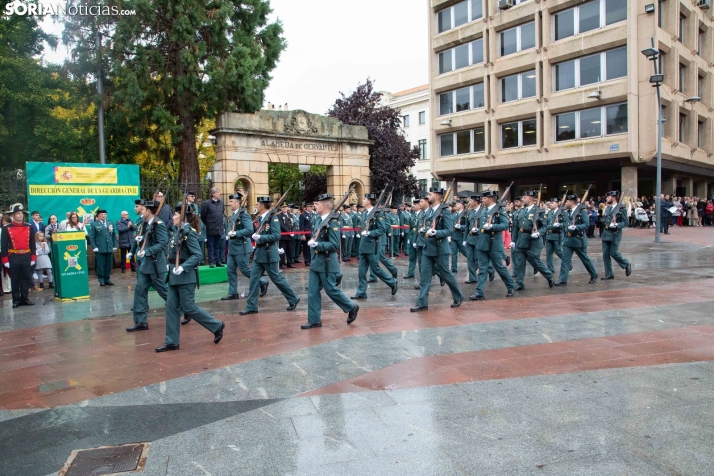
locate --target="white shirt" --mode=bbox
[319,213,330,221]
[365,207,373,214]
[487,204,496,212]
[431,204,440,213]
[260,211,270,223]
[233,209,240,216]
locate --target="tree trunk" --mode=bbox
[177,110,200,198]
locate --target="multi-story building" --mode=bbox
[428,0,714,201]
[381,85,474,198]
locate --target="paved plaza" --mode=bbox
[1,228,713,475]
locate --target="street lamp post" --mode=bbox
[642,40,663,243]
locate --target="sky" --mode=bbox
[39,0,428,115]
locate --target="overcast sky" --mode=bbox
[40,0,428,115]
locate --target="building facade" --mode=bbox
[428,0,714,201]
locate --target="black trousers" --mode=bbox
[119,247,135,270]
[279,239,293,267]
[9,254,32,304]
[302,239,311,263]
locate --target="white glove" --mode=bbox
[530,232,540,239]
[553,222,561,228]
[510,242,516,250]
[278,248,284,254]
[289,233,294,237]
[31,261,36,267]
[126,253,133,259]
[204,239,207,242]
[401,232,404,236]
[568,225,576,231]
[166,264,169,271]
[251,233,260,241]
[308,240,318,248]
[227,231,236,237]
[137,250,145,258]
[413,243,417,248]
[361,230,370,237]
[3,263,9,268]
[387,233,391,236]
[454,224,461,229]
[483,223,492,230]
[112,247,117,251]
[419,228,426,233]
[342,235,346,239]
[471,227,478,234]
[173,266,184,275]
[93,248,99,252]
[427,229,437,237]
[135,236,142,243]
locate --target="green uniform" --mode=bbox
[88,219,117,284]
[340,212,353,260]
[292,212,302,261]
[558,208,598,283]
[601,204,629,277]
[389,213,400,257]
[226,209,266,296]
[415,207,463,307]
[450,209,467,272]
[129,215,144,257]
[307,216,356,325]
[356,208,397,296]
[164,225,222,345]
[545,208,565,274]
[472,205,515,298]
[511,206,553,288]
[243,213,299,312]
[133,217,169,325]
[405,210,419,277]
[351,211,361,257]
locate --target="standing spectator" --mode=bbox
[34,231,53,289]
[1,204,35,308]
[587,205,597,238]
[200,187,225,268]
[687,198,699,226]
[277,203,295,269]
[697,199,705,226]
[153,191,172,227]
[705,200,713,226]
[300,204,313,265]
[1,215,11,295]
[673,198,683,227]
[45,214,59,244]
[88,209,118,286]
[60,212,85,232]
[116,210,136,273]
[597,203,606,237]
[659,194,672,234]
[30,211,45,235]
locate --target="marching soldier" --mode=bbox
[601,191,632,280]
[450,200,467,273]
[1,203,35,308]
[411,188,463,312]
[351,204,362,258]
[463,195,481,284]
[302,194,360,329]
[369,204,398,283]
[126,200,169,332]
[545,197,566,275]
[239,196,300,315]
[404,199,420,279]
[411,194,429,290]
[88,209,118,286]
[277,203,295,269]
[554,195,599,286]
[129,199,145,261]
[510,192,554,290]
[222,192,269,302]
[292,206,302,263]
[351,193,398,299]
[155,203,225,352]
[468,190,516,300]
[340,205,353,261]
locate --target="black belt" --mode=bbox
[314,250,337,256]
[257,242,275,249]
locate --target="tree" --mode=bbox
[268,163,302,203]
[303,167,327,204]
[63,0,286,193]
[327,78,419,202]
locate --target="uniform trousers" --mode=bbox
[227,252,266,295]
[415,254,463,307]
[9,254,32,304]
[307,270,355,325]
[357,252,396,295]
[474,249,515,297]
[95,252,113,283]
[513,248,552,287]
[558,246,598,283]
[279,239,293,267]
[370,244,397,280]
[602,240,629,277]
[545,240,564,274]
[406,244,418,276]
[164,283,222,345]
[450,238,467,272]
[133,270,168,325]
[244,261,298,312]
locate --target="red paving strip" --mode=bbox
[302,326,714,396]
[1,283,713,409]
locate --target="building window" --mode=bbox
[432,179,441,189]
[699,75,704,98]
[419,111,426,124]
[500,70,536,103]
[698,121,704,148]
[438,38,484,74]
[418,139,427,160]
[438,127,486,157]
[553,47,627,92]
[439,83,486,115]
[679,63,686,93]
[699,28,705,55]
[501,119,537,149]
[554,103,628,142]
[436,0,482,34]
[499,22,535,57]
[658,50,665,76]
[418,179,427,191]
[679,114,686,142]
[553,0,627,42]
[403,115,410,127]
[658,0,664,29]
[679,14,686,44]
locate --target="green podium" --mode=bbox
[51,231,90,301]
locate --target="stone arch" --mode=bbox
[232,176,254,212]
[348,179,365,205]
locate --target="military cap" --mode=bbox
[315,193,333,201]
[257,196,273,203]
[134,199,145,206]
[566,194,578,201]
[174,202,196,214]
[143,200,159,208]
[412,199,420,204]
[481,190,498,198]
[364,193,377,200]
[549,197,560,203]
[228,193,243,201]
[186,191,196,197]
[343,204,351,209]
[357,204,364,209]
[405,202,412,207]
[6,203,26,214]
[522,191,537,197]
[470,194,482,201]
[606,190,619,196]
[389,203,397,209]
[419,192,429,199]
[95,209,107,215]
[429,187,445,194]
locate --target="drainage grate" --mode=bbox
[58,443,150,476]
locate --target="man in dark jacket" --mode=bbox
[116,210,136,272]
[278,203,295,269]
[200,187,225,267]
[300,204,313,265]
[659,194,672,235]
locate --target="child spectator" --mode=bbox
[34,232,53,290]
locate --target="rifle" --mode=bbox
[568,185,592,227]
[553,190,569,224]
[428,179,455,231]
[311,185,355,241]
[364,184,391,232]
[486,181,514,225]
[608,200,624,228]
[230,184,252,233]
[255,184,294,234]
[531,183,544,234]
[175,181,189,269]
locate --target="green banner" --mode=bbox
[51,231,90,300]
[26,162,140,224]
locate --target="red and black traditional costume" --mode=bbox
[1,220,36,306]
